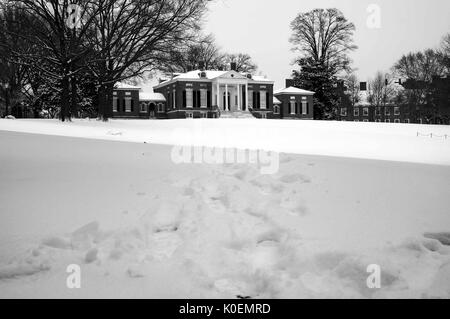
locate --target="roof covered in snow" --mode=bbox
[114,82,141,90]
[274,86,315,96]
[273,96,282,104]
[154,70,273,89]
[140,92,166,102]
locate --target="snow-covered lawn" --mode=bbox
[0,119,449,298]
[1,118,450,165]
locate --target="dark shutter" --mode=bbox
[266,92,270,109]
[193,90,197,108]
[207,91,211,108]
[197,91,201,108]
[131,99,134,112]
[295,103,298,114]
[182,90,186,108]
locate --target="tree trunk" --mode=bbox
[70,76,78,118]
[60,76,71,122]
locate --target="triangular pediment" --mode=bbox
[213,70,248,80]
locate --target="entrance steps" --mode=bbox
[219,110,255,119]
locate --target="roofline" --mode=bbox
[154,77,274,90]
[274,91,315,96]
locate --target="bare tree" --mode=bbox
[7,0,100,121]
[85,0,208,120]
[290,8,357,75]
[223,53,257,73]
[160,33,224,74]
[344,73,360,107]
[367,71,399,107]
[394,49,446,107]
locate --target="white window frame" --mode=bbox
[385,119,390,123]
[363,108,369,116]
[157,103,164,113]
[200,112,208,118]
[394,119,400,123]
[375,108,381,116]
[385,108,390,116]
[186,112,193,119]
[113,97,118,112]
[260,91,267,110]
[340,108,347,116]
[125,97,132,112]
[354,108,359,116]
[290,101,296,115]
[186,89,193,108]
[394,107,400,116]
[261,112,267,119]
[301,101,307,115]
[140,102,147,113]
[405,119,410,124]
[200,89,207,108]
[363,119,369,122]
[354,119,359,122]
[274,105,280,114]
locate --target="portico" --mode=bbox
[212,73,249,112]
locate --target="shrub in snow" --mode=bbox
[5,115,15,120]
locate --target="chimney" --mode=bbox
[360,82,367,91]
[230,62,237,71]
[285,79,294,88]
[199,61,205,71]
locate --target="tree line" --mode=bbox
[0,0,258,121]
[289,8,450,121]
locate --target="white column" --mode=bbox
[237,84,241,111]
[216,81,220,109]
[225,84,229,111]
[245,83,249,112]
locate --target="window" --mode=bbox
[363,108,369,116]
[261,112,267,119]
[140,102,147,113]
[186,89,193,108]
[248,90,253,108]
[186,112,193,119]
[394,107,400,116]
[125,91,131,96]
[376,119,382,122]
[274,105,280,114]
[354,119,359,122]
[363,119,369,122]
[405,119,410,124]
[113,97,118,112]
[385,119,390,123]
[301,102,308,115]
[394,119,400,123]
[200,90,207,108]
[173,90,176,109]
[260,91,267,109]
[385,108,390,116]
[157,103,164,113]
[354,108,359,116]
[200,112,208,118]
[125,97,132,112]
[375,108,381,116]
[290,101,296,115]
[340,108,347,116]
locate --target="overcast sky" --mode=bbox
[204,0,450,89]
[144,0,450,91]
